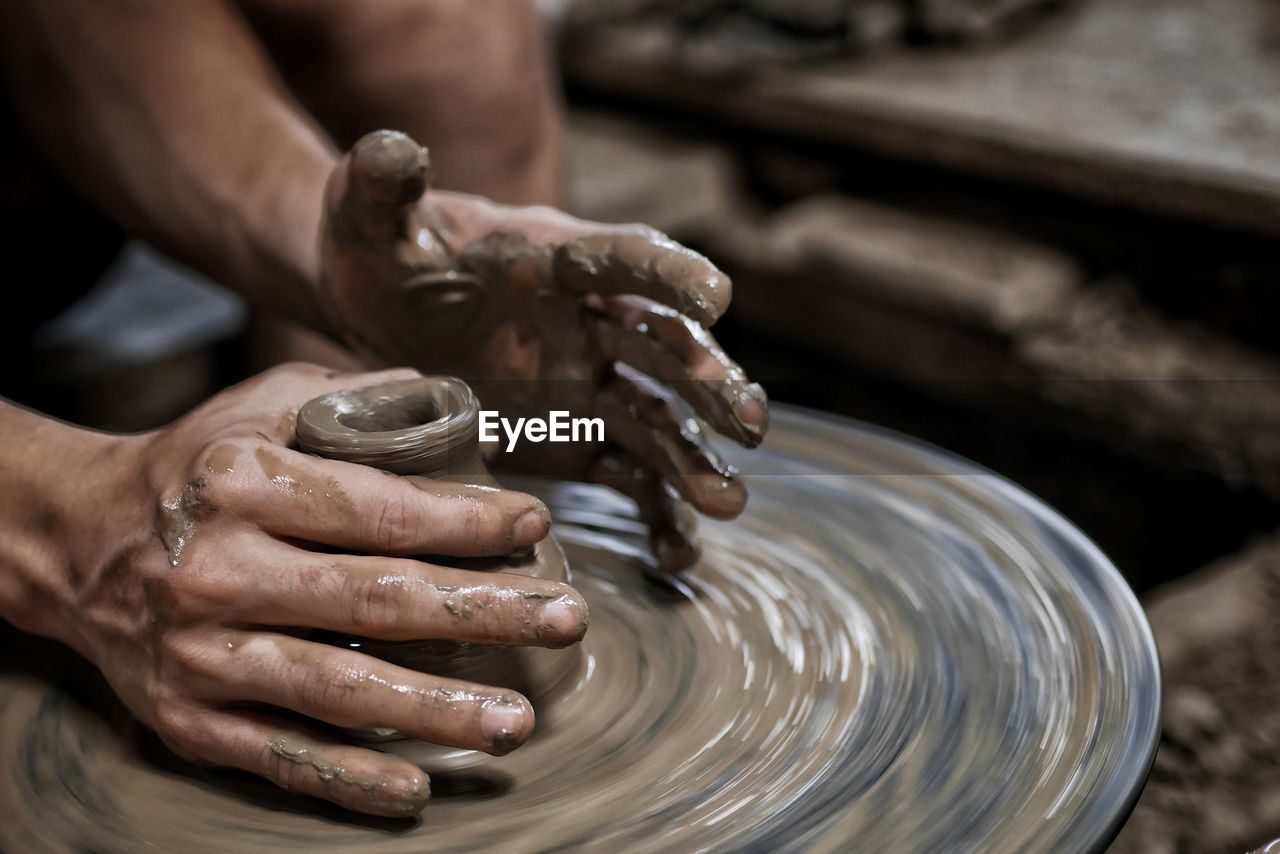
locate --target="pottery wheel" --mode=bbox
[0,405,1159,852]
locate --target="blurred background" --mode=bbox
[6,1,1279,849]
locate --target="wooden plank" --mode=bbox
[563,0,1280,235]
[717,196,1280,496]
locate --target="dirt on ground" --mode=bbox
[1115,532,1280,853]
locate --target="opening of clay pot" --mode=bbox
[336,393,443,433]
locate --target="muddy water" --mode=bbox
[0,406,1159,852]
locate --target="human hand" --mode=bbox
[35,363,588,817]
[318,131,769,572]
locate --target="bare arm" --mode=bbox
[239,0,567,206]
[0,0,336,331]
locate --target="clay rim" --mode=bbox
[294,376,480,475]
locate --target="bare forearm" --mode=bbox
[0,0,337,331]
[0,402,133,644]
[240,0,566,206]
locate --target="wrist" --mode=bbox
[240,130,340,337]
[0,407,143,646]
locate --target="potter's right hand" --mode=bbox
[1,363,588,818]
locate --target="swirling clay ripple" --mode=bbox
[0,406,1160,852]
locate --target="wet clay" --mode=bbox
[263,733,427,818]
[157,476,216,567]
[255,447,356,512]
[294,376,578,698]
[293,376,566,582]
[0,405,1158,851]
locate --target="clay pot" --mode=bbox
[295,376,581,728]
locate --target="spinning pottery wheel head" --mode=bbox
[0,382,1159,852]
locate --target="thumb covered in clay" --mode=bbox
[320,130,488,369]
[325,130,432,244]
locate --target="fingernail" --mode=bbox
[540,593,588,644]
[697,470,748,520]
[513,503,551,545]
[481,699,530,754]
[731,384,769,442]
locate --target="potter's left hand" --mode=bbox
[318,131,769,572]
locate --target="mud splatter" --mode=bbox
[255,448,354,511]
[264,734,425,816]
[157,477,217,567]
